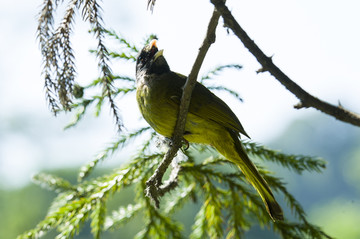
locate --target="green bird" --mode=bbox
[136,40,283,221]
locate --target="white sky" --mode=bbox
[0,0,360,187]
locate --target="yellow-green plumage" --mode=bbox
[136,40,283,221]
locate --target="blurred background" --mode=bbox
[1,0,360,238]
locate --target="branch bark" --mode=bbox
[145,7,221,207]
[210,0,360,127]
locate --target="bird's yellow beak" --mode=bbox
[150,39,157,49]
[149,39,163,61]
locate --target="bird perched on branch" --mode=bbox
[135,40,283,221]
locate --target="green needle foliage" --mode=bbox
[27,1,333,238]
[18,134,332,239]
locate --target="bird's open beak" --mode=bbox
[149,39,163,61]
[150,39,157,49]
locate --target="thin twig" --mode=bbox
[210,0,360,127]
[145,7,221,207]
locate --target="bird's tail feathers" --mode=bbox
[215,131,284,221]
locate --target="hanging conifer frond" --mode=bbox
[37,0,123,130]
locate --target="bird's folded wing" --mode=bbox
[168,72,249,138]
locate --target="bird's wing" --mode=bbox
[168,72,249,138]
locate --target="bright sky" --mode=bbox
[0,0,360,187]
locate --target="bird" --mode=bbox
[135,39,283,221]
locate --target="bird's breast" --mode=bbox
[136,75,177,138]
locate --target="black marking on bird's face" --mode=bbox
[136,42,170,76]
[136,44,158,72]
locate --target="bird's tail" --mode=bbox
[213,131,284,221]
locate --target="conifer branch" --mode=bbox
[32,173,76,193]
[78,126,152,182]
[83,0,123,131]
[37,0,124,130]
[244,141,327,174]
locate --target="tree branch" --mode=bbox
[210,0,360,127]
[145,7,221,207]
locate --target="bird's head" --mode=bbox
[136,39,170,75]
